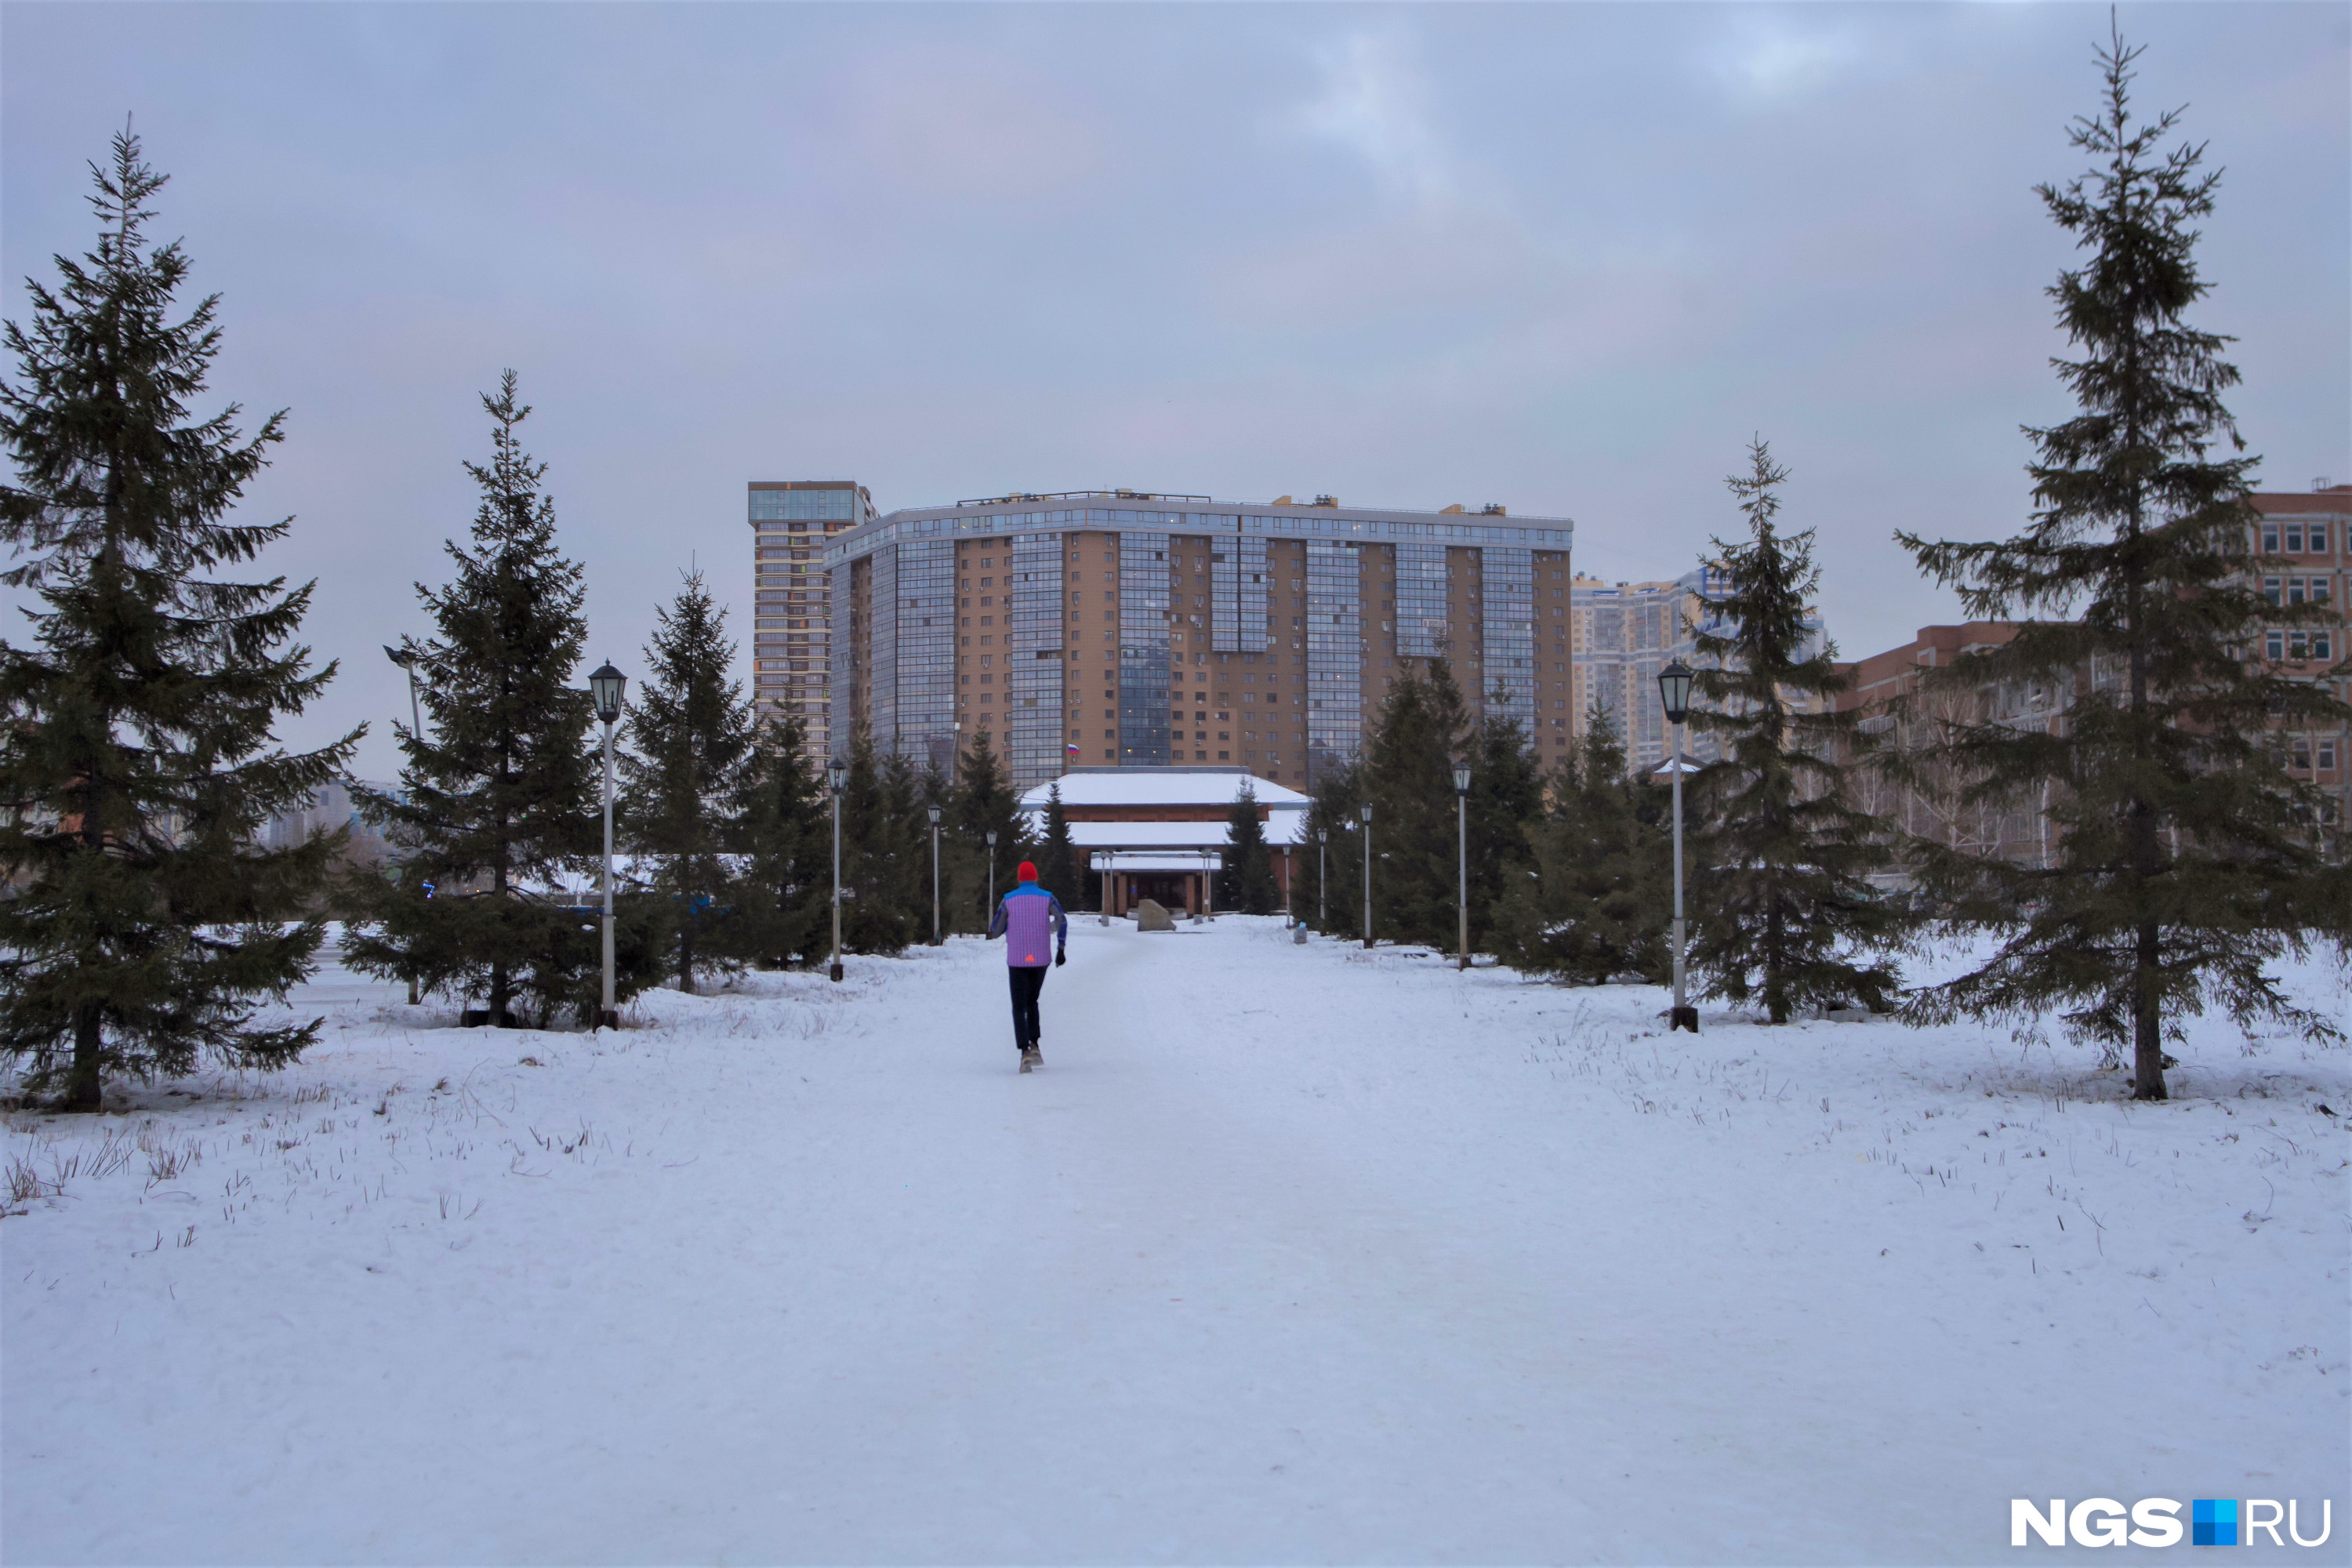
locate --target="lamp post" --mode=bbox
[927,804,942,946]
[1317,828,1327,930]
[1453,761,1472,971]
[1657,659,1697,1033]
[1359,800,1374,949]
[384,645,424,1006]
[827,757,847,982]
[985,829,999,914]
[587,662,626,1029]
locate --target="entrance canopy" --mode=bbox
[1088,851,1223,873]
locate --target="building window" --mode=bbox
[2321,741,2339,771]
[2267,630,2285,660]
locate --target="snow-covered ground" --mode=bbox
[4,918,2345,1564]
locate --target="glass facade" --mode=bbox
[750,488,857,523]
[1394,542,1449,661]
[1006,533,1065,783]
[865,545,898,747]
[1119,533,1171,765]
[1305,539,1363,779]
[1211,532,1269,654]
[897,538,956,771]
[1479,547,1536,732]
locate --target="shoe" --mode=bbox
[1019,1044,1040,1073]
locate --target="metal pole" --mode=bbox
[403,662,422,1007]
[600,719,615,1026]
[1457,790,1469,971]
[1362,818,1373,950]
[1671,720,1691,1031]
[829,786,844,983]
[1319,837,1327,928]
[931,822,941,946]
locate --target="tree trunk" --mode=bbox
[63,1004,103,1112]
[678,922,695,996]
[2132,919,2167,1099]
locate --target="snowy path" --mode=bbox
[4,917,2346,1563]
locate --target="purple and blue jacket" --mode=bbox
[989,883,1067,968]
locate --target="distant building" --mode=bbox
[821,490,1573,791]
[260,779,397,865]
[1020,766,1308,915]
[1572,566,1827,774]
[750,481,878,768]
[2251,483,2352,824]
[1829,481,2352,870]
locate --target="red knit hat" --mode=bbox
[1018,861,1038,881]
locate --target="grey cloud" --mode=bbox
[2,3,2343,776]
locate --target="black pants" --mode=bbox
[1007,964,1048,1048]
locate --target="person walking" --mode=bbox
[988,860,1066,1073]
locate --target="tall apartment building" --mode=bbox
[822,490,1573,790]
[1569,568,1828,773]
[750,481,877,764]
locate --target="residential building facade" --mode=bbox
[750,481,878,767]
[1828,482,2352,873]
[2251,483,2351,822]
[821,491,1573,791]
[1570,566,1828,774]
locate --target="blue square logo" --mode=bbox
[2193,1499,2238,1546]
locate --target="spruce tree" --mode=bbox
[0,131,360,1109]
[1220,781,1279,914]
[1036,780,1082,911]
[1359,661,1474,947]
[1689,440,1898,1022]
[1895,27,2350,1098]
[1299,760,1364,936]
[730,714,828,967]
[343,374,605,1025]
[833,720,921,953]
[952,727,1033,920]
[619,569,754,993]
[1500,704,1668,983]
[1463,691,1544,949]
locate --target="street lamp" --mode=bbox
[1657,659,1697,1033]
[1359,800,1374,950]
[1454,761,1472,971]
[587,661,626,1029]
[827,757,848,982]
[384,645,424,1007]
[985,829,999,914]
[927,804,942,946]
[1316,828,1328,930]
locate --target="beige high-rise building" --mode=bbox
[750,481,877,765]
[821,490,1574,789]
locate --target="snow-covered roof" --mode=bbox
[1018,768,1310,811]
[1033,819,1309,851]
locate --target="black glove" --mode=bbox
[1054,948,1066,967]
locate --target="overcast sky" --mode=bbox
[5,2,2346,779]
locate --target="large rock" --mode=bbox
[1134,898,1175,931]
